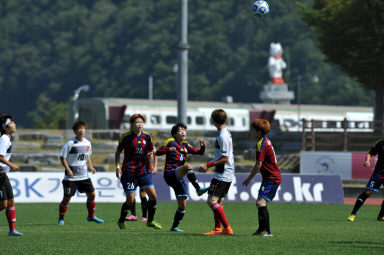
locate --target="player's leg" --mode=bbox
[1,173,22,236]
[254,180,278,236]
[125,187,138,221]
[177,164,208,195]
[59,180,76,225]
[118,175,137,229]
[140,173,161,229]
[255,198,270,235]
[377,199,384,221]
[170,197,187,232]
[204,179,233,235]
[85,191,104,223]
[348,179,375,222]
[139,188,148,221]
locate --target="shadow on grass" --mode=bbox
[329,241,384,249]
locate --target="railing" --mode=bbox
[301,118,384,151]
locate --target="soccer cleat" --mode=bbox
[203,227,222,235]
[87,216,104,223]
[58,219,65,225]
[347,214,355,222]
[221,226,233,235]
[125,215,137,221]
[170,228,184,232]
[377,216,384,221]
[147,221,162,229]
[8,229,23,236]
[263,233,273,237]
[197,187,209,196]
[141,217,147,222]
[117,221,125,230]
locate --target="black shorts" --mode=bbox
[0,173,14,201]
[207,178,232,198]
[62,178,95,197]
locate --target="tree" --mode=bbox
[298,0,384,127]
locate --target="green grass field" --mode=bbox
[1,202,383,255]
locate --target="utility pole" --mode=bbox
[177,0,189,123]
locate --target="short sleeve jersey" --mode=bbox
[0,134,12,173]
[60,137,92,181]
[156,138,205,174]
[368,138,384,175]
[213,128,235,182]
[118,131,154,175]
[256,136,281,184]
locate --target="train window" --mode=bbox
[226,118,234,126]
[166,116,177,124]
[187,116,192,124]
[327,121,337,128]
[150,115,161,125]
[242,118,246,126]
[195,116,205,125]
[210,118,214,126]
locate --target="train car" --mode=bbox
[67,98,250,131]
[248,103,373,132]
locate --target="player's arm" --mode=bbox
[60,157,74,178]
[87,157,96,174]
[115,145,123,179]
[243,160,263,187]
[0,155,19,171]
[199,155,229,173]
[363,153,371,167]
[152,152,158,174]
[188,140,205,155]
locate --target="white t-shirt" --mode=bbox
[0,134,12,173]
[60,137,92,181]
[213,127,235,182]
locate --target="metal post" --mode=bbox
[311,119,315,151]
[177,0,189,123]
[297,75,302,132]
[343,117,348,151]
[148,75,153,100]
[301,119,307,151]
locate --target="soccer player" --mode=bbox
[58,120,104,225]
[0,114,23,236]
[242,119,281,237]
[115,114,161,230]
[199,109,234,236]
[348,138,384,222]
[155,122,209,232]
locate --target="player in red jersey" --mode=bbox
[0,114,23,236]
[115,114,161,230]
[348,138,384,222]
[243,119,281,237]
[155,122,208,232]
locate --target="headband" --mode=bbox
[2,118,11,128]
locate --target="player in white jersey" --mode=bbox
[0,113,22,236]
[58,120,104,225]
[199,109,234,236]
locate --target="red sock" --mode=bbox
[59,202,68,220]
[210,203,229,228]
[86,200,96,218]
[6,206,16,231]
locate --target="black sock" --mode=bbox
[351,192,369,215]
[147,200,157,223]
[378,200,384,218]
[130,199,136,216]
[258,206,270,233]
[119,202,131,223]
[187,170,200,191]
[141,196,148,218]
[172,208,186,229]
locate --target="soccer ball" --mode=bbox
[252,1,270,17]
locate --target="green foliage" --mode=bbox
[27,93,68,129]
[1,202,383,254]
[0,0,373,127]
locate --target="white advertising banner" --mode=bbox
[300,151,352,180]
